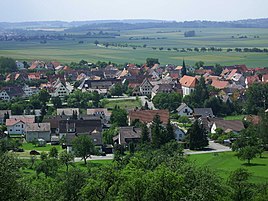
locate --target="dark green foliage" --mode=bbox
[67,90,92,108]
[151,114,166,148]
[49,147,58,158]
[51,96,62,108]
[181,59,187,76]
[184,76,209,108]
[59,151,74,172]
[110,106,128,126]
[187,120,208,150]
[141,123,150,143]
[110,83,123,96]
[102,126,118,144]
[146,58,159,67]
[232,125,263,163]
[72,135,96,164]
[214,63,223,76]
[0,57,17,73]
[165,120,175,142]
[0,153,28,201]
[245,83,268,114]
[152,92,182,111]
[259,112,268,146]
[228,168,254,201]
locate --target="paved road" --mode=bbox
[185,141,232,155]
[74,154,114,162]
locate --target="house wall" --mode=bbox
[53,84,70,97]
[8,122,25,135]
[211,123,217,134]
[182,86,194,96]
[178,106,193,116]
[140,82,152,96]
[174,128,185,141]
[0,91,10,101]
[26,131,51,142]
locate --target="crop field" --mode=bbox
[1,28,268,67]
[188,151,268,184]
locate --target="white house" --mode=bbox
[22,85,39,97]
[174,125,186,141]
[6,115,35,136]
[0,90,10,101]
[176,103,193,117]
[50,78,72,98]
[139,78,153,96]
[179,75,197,96]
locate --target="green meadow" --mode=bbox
[1,28,268,67]
[188,151,268,184]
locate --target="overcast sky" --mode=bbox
[0,0,267,22]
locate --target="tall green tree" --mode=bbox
[146,58,159,67]
[187,120,208,150]
[151,115,166,148]
[110,83,123,96]
[152,92,182,111]
[165,120,175,143]
[141,123,150,143]
[181,59,187,77]
[0,57,17,73]
[72,135,96,165]
[110,106,128,126]
[228,168,254,201]
[245,83,268,114]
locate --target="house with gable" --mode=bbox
[113,126,142,145]
[139,78,153,96]
[61,119,102,153]
[6,115,35,135]
[179,75,198,96]
[211,119,245,134]
[176,103,193,117]
[50,78,72,98]
[25,123,51,142]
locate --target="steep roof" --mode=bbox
[129,109,169,125]
[57,108,79,116]
[179,75,197,88]
[193,108,214,117]
[176,103,191,112]
[114,127,142,145]
[26,123,51,132]
[213,119,245,133]
[6,115,35,126]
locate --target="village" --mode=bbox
[0,58,267,157]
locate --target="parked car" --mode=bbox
[30,150,40,155]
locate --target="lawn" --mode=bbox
[21,143,62,152]
[188,151,268,183]
[104,99,142,110]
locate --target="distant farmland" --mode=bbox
[1,28,268,67]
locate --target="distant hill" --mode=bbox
[1,18,268,31]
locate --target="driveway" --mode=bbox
[185,141,232,155]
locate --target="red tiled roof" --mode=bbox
[246,75,260,85]
[6,116,35,126]
[211,80,229,89]
[129,110,169,124]
[179,75,197,88]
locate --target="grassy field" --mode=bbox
[1,28,268,67]
[188,151,268,183]
[104,99,141,110]
[21,143,62,152]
